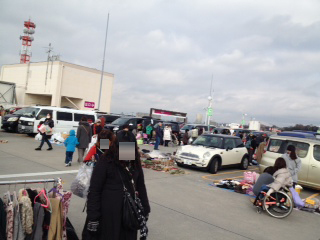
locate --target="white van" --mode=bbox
[18,106,96,135]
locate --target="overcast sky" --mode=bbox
[1,0,320,127]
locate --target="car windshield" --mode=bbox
[192,135,223,149]
[111,118,129,125]
[18,107,40,118]
[181,125,193,130]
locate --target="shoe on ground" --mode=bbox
[68,163,72,166]
[65,164,69,167]
[35,147,41,151]
[47,147,53,151]
[249,163,253,166]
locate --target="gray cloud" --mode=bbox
[1,0,320,127]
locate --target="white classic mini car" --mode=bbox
[174,134,249,174]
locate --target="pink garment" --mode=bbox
[6,202,14,240]
[61,192,72,240]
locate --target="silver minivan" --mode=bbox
[260,135,320,190]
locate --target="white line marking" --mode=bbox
[0,170,79,179]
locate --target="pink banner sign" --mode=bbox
[84,101,95,108]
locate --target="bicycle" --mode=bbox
[253,187,293,218]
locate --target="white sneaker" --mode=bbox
[65,164,69,167]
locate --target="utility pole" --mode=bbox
[97,13,110,111]
[207,74,213,129]
[45,43,53,87]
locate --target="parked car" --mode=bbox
[277,131,316,139]
[18,106,96,136]
[1,107,29,132]
[214,127,231,135]
[180,124,215,139]
[174,134,249,174]
[231,129,252,136]
[292,130,320,139]
[260,135,320,190]
[96,113,121,124]
[104,117,146,133]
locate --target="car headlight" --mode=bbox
[203,152,211,160]
[113,127,119,131]
[8,117,18,121]
[28,122,34,126]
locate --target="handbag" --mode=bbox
[118,167,145,231]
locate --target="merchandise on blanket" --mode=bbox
[216,179,240,190]
[245,186,255,196]
[137,139,144,145]
[51,133,65,144]
[136,133,142,139]
[61,133,70,140]
[0,140,8,143]
[70,163,94,198]
[169,168,185,175]
[141,149,151,153]
[145,150,170,160]
[304,198,320,209]
[243,171,259,184]
[234,185,247,194]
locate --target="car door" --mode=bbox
[222,138,238,165]
[56,111,73,133]
[307,145,320,188]
[234,138,247,163]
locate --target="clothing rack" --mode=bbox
[0,178,59,187]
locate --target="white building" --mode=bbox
[249,121,261,131]
[0,61,114,112]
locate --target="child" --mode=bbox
[64,130,79,167]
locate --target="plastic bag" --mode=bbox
[70,163,94,198]
[289,187,304,208]
[243,172,259,184]
[35,133,42,141]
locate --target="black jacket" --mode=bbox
[85,157,150,240]
[44,118,54,128]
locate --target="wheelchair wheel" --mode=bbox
[263,191,293,219]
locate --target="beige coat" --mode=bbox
[255,142,266,163]
[268,168,293,192]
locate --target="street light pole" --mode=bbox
[97,13,110,111]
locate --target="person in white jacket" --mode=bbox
[281,145,302,188]
[163,125,172,147]
[266,157,293,196]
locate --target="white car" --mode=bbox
[174,134,249,174]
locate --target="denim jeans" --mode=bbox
[65,151,74,164]
[154,136,160,150]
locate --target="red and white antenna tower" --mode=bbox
[19,19,36,64]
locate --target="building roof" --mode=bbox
[1,61,114,77]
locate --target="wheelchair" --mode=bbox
[253,187,293,218]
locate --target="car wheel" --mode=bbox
[240,156,249,170]
[208,158,219,174]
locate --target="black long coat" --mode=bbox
[84,157,150,240]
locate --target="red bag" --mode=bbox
[84,145,97,162]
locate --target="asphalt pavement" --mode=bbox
[0,131,319,240]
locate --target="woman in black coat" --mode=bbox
[35,113,54,150]
[83,130,150,240]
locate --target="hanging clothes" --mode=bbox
[18,189,33,235]
[13,204,25,240]
[5,198,14,240]
[31,202,45,240]
[0,198,6,240]
[48,198,63,240]
[61,192,72,240]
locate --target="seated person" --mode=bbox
[258,157,293,198]
[253,167,275,196]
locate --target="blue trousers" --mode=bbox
[65,151,74,164]
[154,136,160,150]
